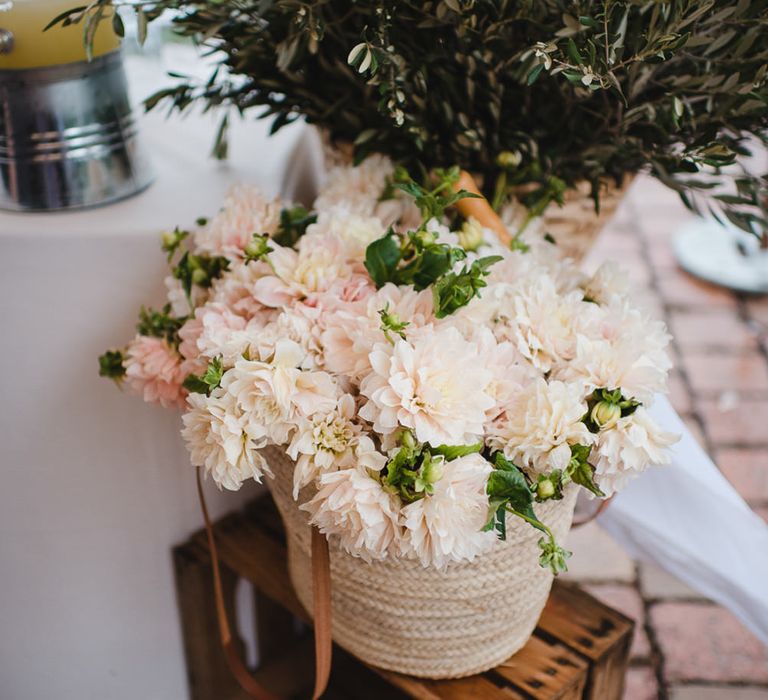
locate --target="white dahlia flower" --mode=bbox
[194,184,281,260]
[321,282,434,380]
[583,262,633,305]
[288,394,362,497]
[300,464,400,561]
[488,378,592,473]
[182,388,269,490]
[209,261,275,321]
[592,407,678,496]
[164,275,208,318]
[399,453,497,569]
[308,209,385,261]
[499,274,585,373]
[252,234,353,308]
[359,326,494,446]
[314,154,394,216]
[223,339,338,446]
[193,302,265,364]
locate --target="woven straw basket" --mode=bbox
[313,129,630,264]
[263,446,578,679]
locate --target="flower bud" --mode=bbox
[421,456,444,486]
[414,229,436,247]
[591,400,621,429]
[496,150,522,170]
[161,230,177,249]
[191,268,208,285]
[537,478,555,500]
[244,234,271,261]
[400,430,416,451]
[458,217,484,251]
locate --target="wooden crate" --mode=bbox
[173,494,633,700]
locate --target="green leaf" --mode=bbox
[567,444,605,498]
[431,442,483,461]
[433,255,502,318]
[487,454,535,516]
[98,349,126,380]
[364,230,402,288]
[538,537,572,574]
[112,11,125,38]
[202,357,224,391]
[527,64,545,85]
[44,6,86,32]
[183,374,210,395]
[183,357,225,396]
[272,205,317,247]
[136,7,148,46]
[567,38,583,65]
[136,305,185,345]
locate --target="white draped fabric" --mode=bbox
[601,395,768,645]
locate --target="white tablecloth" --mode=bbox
[0,66,306,698]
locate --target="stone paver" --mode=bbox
[669,686,768,700]
[585,584,651,660]
[670,309,760,351]
[714,448,768,505]
[623,665,658,700]
[746,298,768,329]
[651,602,768,683]
[576,176,768,698]
[639,563,707,602]
[562,521,635,583]
[656,272,739,310]
[698,398,768,446]
[682,352,768,395]
[667,370,693,415]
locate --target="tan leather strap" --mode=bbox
[572,495,614,527]
[196,468,332,699]
[311,527,333,700]
[453,171,513,247]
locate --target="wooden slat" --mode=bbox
[494,634,588,699]
[178,493,632,699]
[173,542,248,700]
[537,583,633,700]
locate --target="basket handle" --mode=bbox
[196,467,333,700]
[452,171,513,247]
[571,495,614,528]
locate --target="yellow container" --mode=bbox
[0,0,120,69]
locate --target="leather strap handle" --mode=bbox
[311,527,333,699]
[571,495,614,527]
[453,171,513,247]
[196,467,332,699]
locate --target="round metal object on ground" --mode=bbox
[673,219,768,295]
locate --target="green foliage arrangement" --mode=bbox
[53,1,768,233]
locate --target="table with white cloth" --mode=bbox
[0,82,309,698]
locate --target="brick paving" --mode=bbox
[573,175,768,699]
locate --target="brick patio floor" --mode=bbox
[571,175,768,700]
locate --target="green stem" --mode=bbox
[506,506,556,546]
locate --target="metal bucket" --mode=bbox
[0,49,153,211]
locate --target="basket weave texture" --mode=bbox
[264,446,578,679]
[316,129,630,264]
[537,179,630,261]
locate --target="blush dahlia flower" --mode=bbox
[124,335,186,409]
[359,326,495,446]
